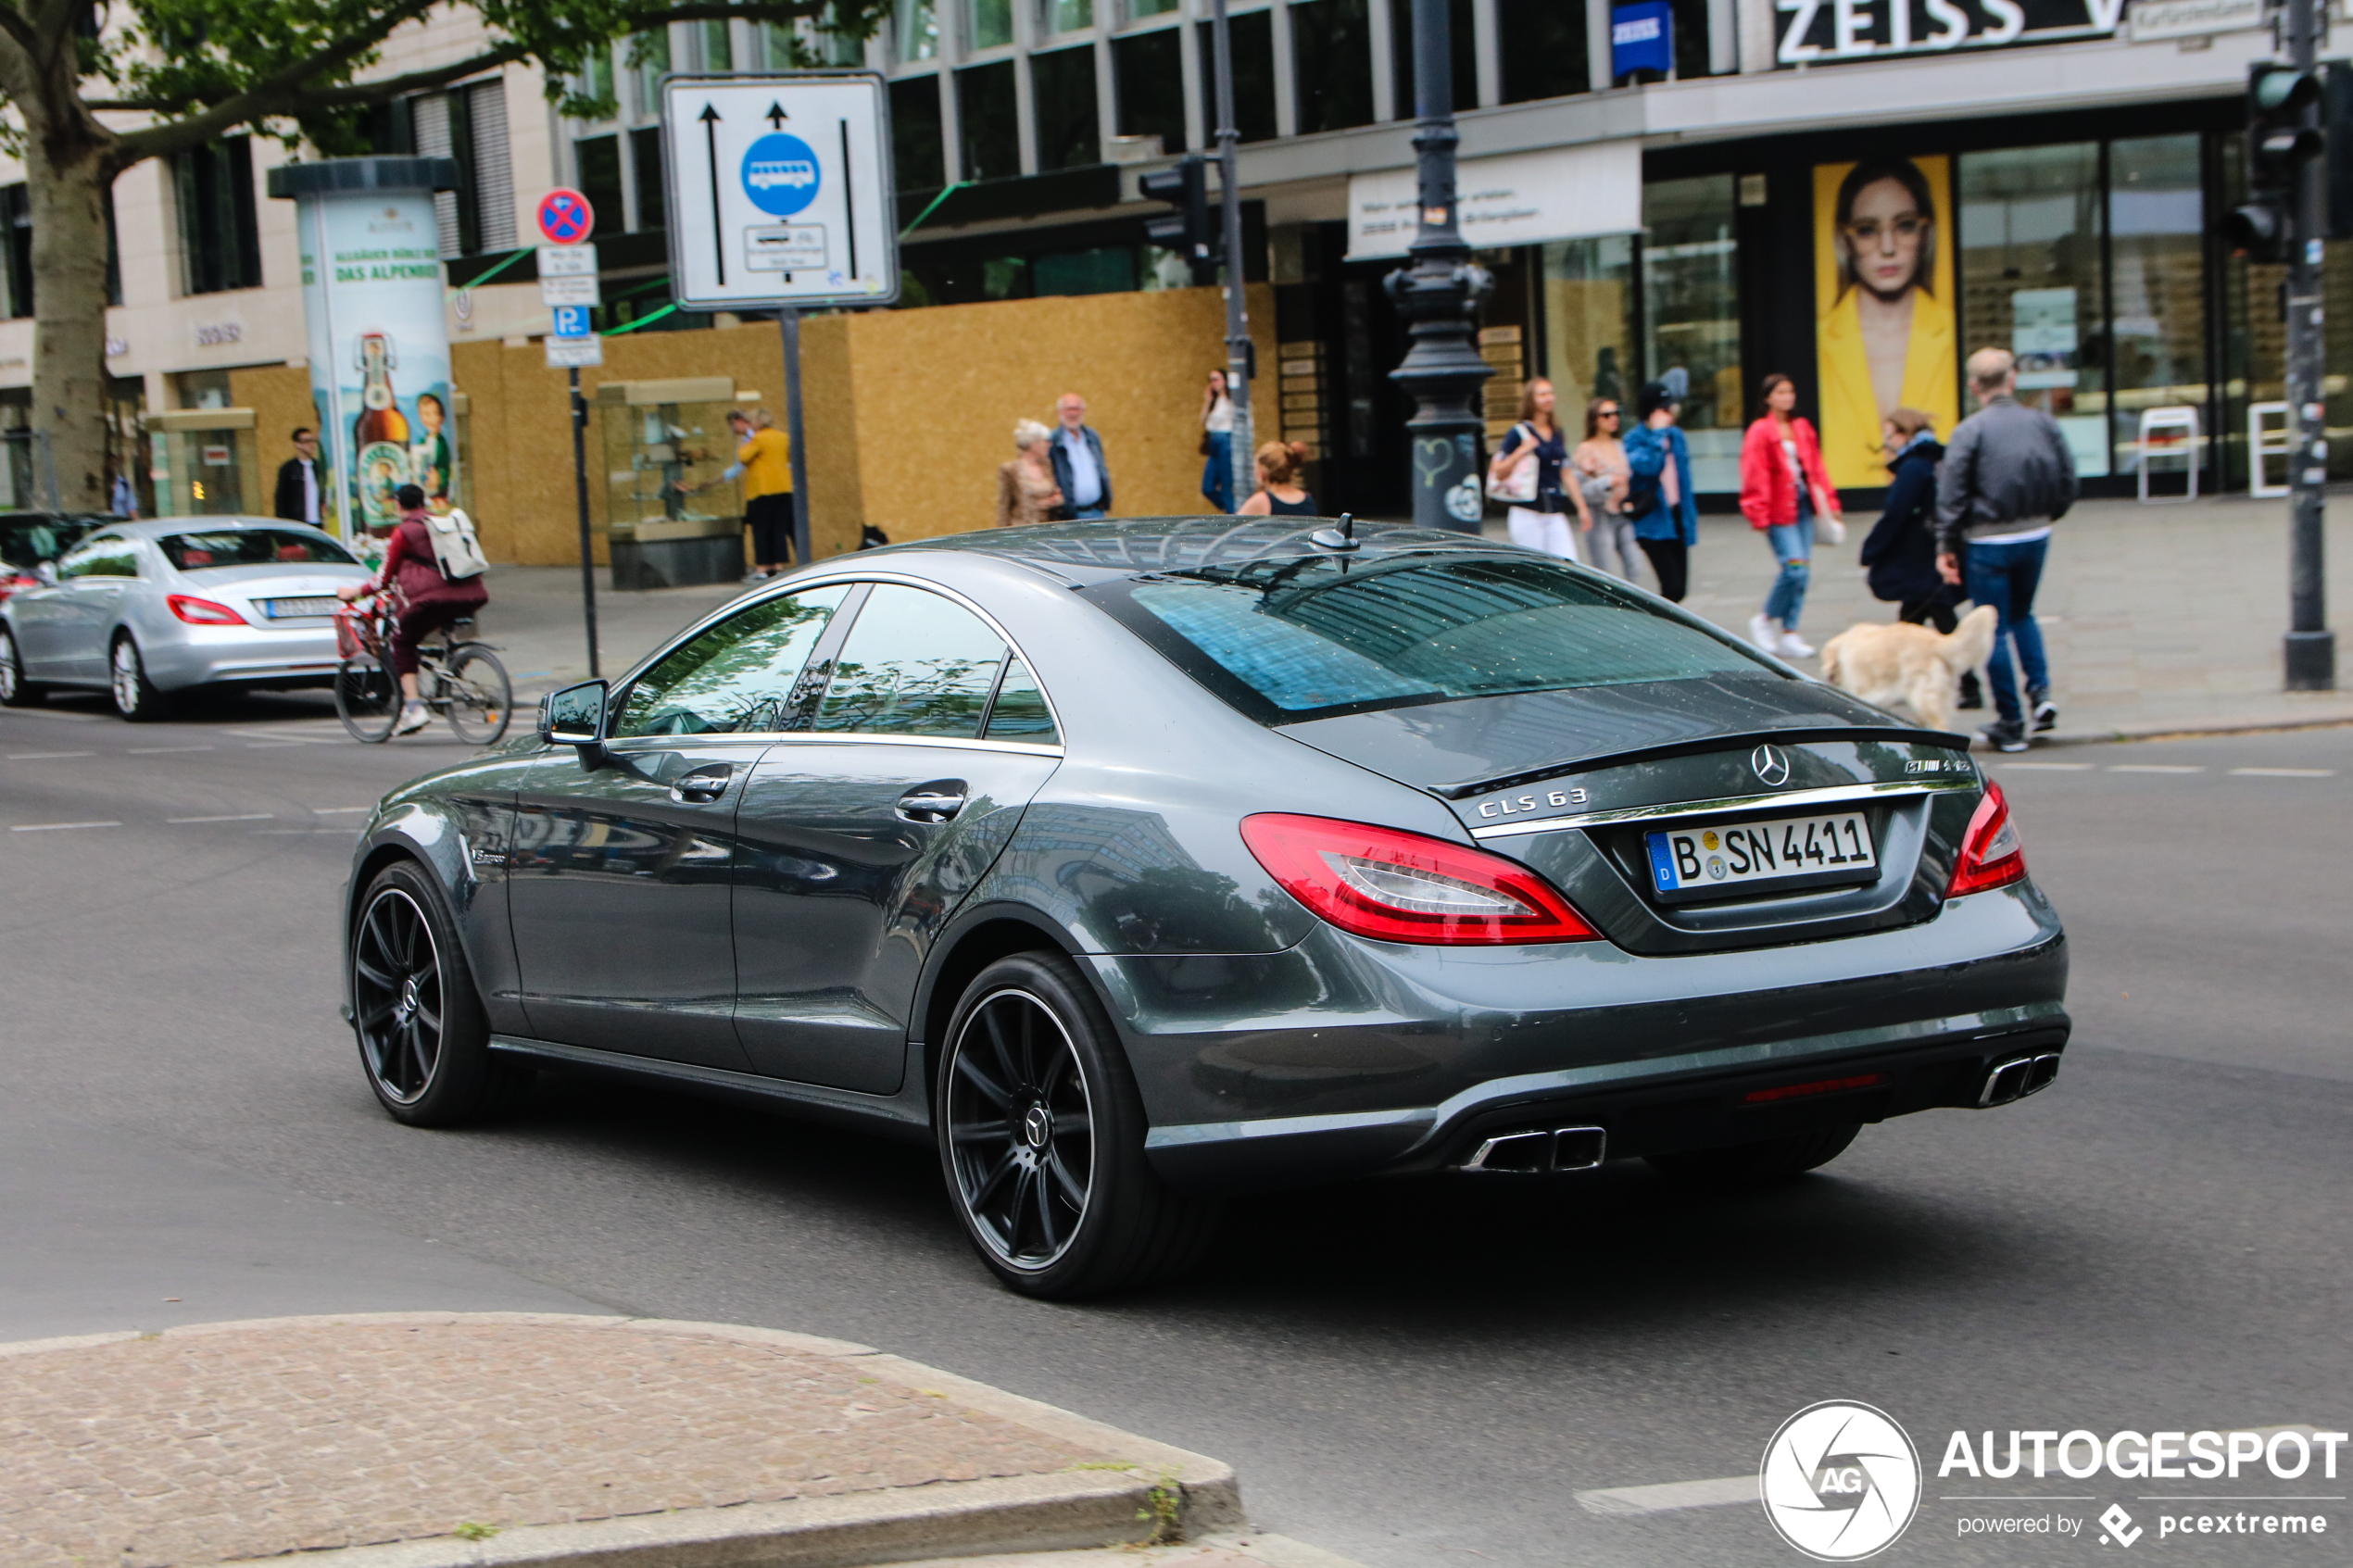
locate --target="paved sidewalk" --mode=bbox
[0,1313,1250,1568]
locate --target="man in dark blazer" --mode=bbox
[274,428,323,526]
[1046,393,1112,520]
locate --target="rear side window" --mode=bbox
[1094,555,1772,720]
[614,586,849,737]
[58,538,140,579]
[983,656,1058,743]
[813,584,1008,737]
[160,530,356,570]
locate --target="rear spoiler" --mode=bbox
[1429,723,1975,801]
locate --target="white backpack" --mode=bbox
[423,508,490,581]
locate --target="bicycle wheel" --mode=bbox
[441,645,511,745]
[335,654,399,743]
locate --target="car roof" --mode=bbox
[867,516,1504,585]
[86,517,335,541]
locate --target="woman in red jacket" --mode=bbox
[1738,374,1843,659]
[335,483,489,734]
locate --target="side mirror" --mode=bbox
[543,680,610,750]
[34,562,57,586]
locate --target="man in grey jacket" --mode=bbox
[1936,347,2077,752]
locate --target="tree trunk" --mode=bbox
[28,142,118,515]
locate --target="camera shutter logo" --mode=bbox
[1752,743,1793,786]
[1759,1400,1920,1561]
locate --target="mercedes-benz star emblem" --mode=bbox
[1752,744,1793,787]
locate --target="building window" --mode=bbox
[630,29,672,119]
[1032,45,1101,171]
[573,133,625,240]
[174,136,261,295]
[1496,0,1583,104]
[1043,0,1093,33]
[1113,29,1185,153]
[1197,12,1277,144]
[891,76,946,191]
[2108,134,2205,483]
[415,82,517,258]
[1126,0,1177,17]
[0,185,30,319]
[1957,143,2108,477]
[1035,245,1134,295]
[631,127,668,232]
[896,0,940,61]
[968,0,1016,49]
[1541,234,1637,413]
[702,19,734,69]
[1391,0,1477,113]
[958,61,1021,181]
[582,47,617,111]
[1643,174,1742,489]
[1670,0,1716,78]
[1290,0,1374,134]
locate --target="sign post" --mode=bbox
[538,186,602,677]
[661,72,897,565]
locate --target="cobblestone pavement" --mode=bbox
[0,1315,1103,1568]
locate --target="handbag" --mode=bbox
[1199,430,1214,457]
[1485,423,1539,505]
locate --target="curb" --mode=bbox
[2025,709,2353,748]
[3,1311,1245,1568]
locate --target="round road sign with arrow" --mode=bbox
[537,188,594,245]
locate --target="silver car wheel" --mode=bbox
[110,638,143,716]
[0,630,19,701]
[351,887,446,1106]
[944,987,1096,1272]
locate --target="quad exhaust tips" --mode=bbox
[1980,1051,2061,1108]
[1460,1125,1607,1173]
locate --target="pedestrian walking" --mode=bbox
[1935,346,2077,752]
[1200,370,1236,513]
[1049,393,1113,520]
[1622,381,1698,602]
[997,419,1066,527]
[1487,377,1585,560]
[724,408,794,583]
[1858,407,1982,712]
[333,483,489,736]
[1238,441,1316,516]
[1739,373,1844,659]
[274,428,324,526]
[1574,396,1642,583]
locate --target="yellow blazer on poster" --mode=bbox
[1817,288,1957,488]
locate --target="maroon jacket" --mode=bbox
[374,510,486,610]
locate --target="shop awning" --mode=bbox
[1345,139,1643,260]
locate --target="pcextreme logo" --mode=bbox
[1761,1400,1923,1561]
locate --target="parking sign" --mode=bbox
[660,72,898,310]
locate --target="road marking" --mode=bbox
[311,806,374,814]
[10,821,121,833]
[2108,764,2205,773]
[1999,761,2095,771]
[223,728,344,746]
[168,813,276,824]
[125,745,214,754]
[2231,767,2336,777]
[243,741,307,748]
[1575,1475,1757,1515]
[7,750,95,759]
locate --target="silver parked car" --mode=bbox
[0,517,373,720]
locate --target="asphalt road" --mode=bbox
[3,684,2348,1568]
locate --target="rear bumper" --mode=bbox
[144,623,342,690]
[1094,881,2069,1194]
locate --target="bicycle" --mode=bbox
[333,593,512,745]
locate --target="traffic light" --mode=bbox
[2327,61,2353,238]
[2222,62,2322,262]
[1141,156,1215,286]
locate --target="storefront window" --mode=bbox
[1643,175,1742,490]
[2108,135,2206,487]
[1957,143,2108,477]
[1539,236,1637,434]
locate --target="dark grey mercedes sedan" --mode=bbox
[342,518,2067,1297]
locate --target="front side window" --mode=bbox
[160,530,357,571]
[614,586,849,738]
[1093,554,1774,721]
[58,537,140,579]
[812,584,1010,737]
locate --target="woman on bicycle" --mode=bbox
[336,483,488,735]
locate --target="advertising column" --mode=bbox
[266,157,461,546]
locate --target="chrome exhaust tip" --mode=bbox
[1461,1125,1608,1173]
[1980,1051,2061,1108]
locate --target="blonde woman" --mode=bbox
[1237,441,1315,516]
[1487,378,1584,560]
[997,419,1065,527]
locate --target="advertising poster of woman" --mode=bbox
[1814,156,1958,488]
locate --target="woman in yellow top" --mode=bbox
[1818,159,1957,490]
[725,408,795,583]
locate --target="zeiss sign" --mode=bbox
[1776,0,2126,62]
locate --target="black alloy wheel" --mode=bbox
[109,635,166,721]
[0,627,41,706]
[937,952,1219,1298]
[350,861,532,1125]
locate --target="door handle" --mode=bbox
[670,763,735,803]
[896,783,968,823]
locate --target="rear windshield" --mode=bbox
[0,518,94,570]
[160,530,357,571]
[1088,554,1775,721]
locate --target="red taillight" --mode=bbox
[1946,779,2027,897]
[169,594,246,626]
[1241,812,1601,946]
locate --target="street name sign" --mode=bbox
[538,243,600,307]
[659,71,899,310]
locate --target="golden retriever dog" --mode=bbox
[1818,605,1997,734]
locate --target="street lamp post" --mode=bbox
[1386,0,1491,533]
[1210,0,1254,509]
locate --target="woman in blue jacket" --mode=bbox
[1623,381,1699,601]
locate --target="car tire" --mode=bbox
[937,951,1220,1298]
[350,860,535,1127]
[109,634,168,721]
[0,627,42,706]
[1644,1123,1862,1189]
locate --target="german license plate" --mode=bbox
[261,596,341,619]
[1643,811,1877,899]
